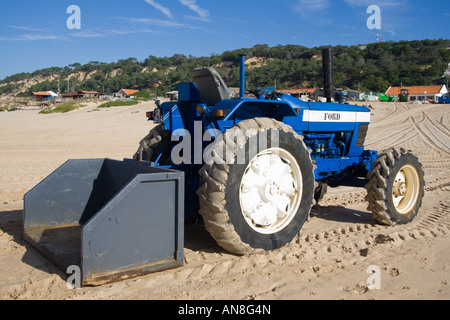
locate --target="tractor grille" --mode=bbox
[356,124,369,147]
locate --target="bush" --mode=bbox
[39,101,83,114]
[98,99,139,108]
[132,90,152,101]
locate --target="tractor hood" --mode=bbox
[304,101,371,132]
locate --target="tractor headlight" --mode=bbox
[196,105,206,116]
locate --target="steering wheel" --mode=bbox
[246,88,265,98]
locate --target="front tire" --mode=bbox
[197,118,315,255]
[365,148,425,225]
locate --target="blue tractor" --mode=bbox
[134,54,425,255]
[439,93,450,104]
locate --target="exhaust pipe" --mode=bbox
[322,48,334,103]
[240,54,246,99]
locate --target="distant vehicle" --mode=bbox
[438,93,450,104]
[378,93,395,102]
[398,88,410,102]
[334,89,349,103]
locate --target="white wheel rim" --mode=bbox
[239,148,302,234]
[392,165,420,215]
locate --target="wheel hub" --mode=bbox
[239,148,302,234]
[392,165,420,215]
[264,180,281,202]
[393,179,407,197]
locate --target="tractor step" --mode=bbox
[23,158,184,287]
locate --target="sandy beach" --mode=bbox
[0,100,449,300]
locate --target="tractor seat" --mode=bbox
[191,67,237,106]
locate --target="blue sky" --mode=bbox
[0,0,449,80]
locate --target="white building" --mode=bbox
[116,89,139,98]
[386,85,448,103]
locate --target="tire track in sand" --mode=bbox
[409,111,450,156]
[178,200,450,283]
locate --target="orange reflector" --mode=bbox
[196,105,206,116]
[146,111,153,118]
[213,109,224,117]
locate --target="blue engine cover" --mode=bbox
[304,101,371,132]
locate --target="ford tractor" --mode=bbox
[23,50,425,286]
[134,52,425,255]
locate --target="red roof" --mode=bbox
[120,89,139,95]
[62,91,83,97]
[80,91,99,94]
[33,92,52,96]
[278,88,317,94]
[386,85,444,96]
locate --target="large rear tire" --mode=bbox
[365,148,425,225]
[133,124,171,163]
[197,118,315,255]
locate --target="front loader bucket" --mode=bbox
[23,159,184,286]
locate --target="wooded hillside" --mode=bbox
[1,39,449,97]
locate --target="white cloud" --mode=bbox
[294,0,331,17]
[296,0,331,11]
[1,26,59,41]
[144,0,173,19]
[178,0,210,21]
[116,17,185,28]
[343,0,406,7]
[9,25,48,32]
[293,0,334,24]
[0,26,156,42]
[387,29,396,36]
[0,33,59,41]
